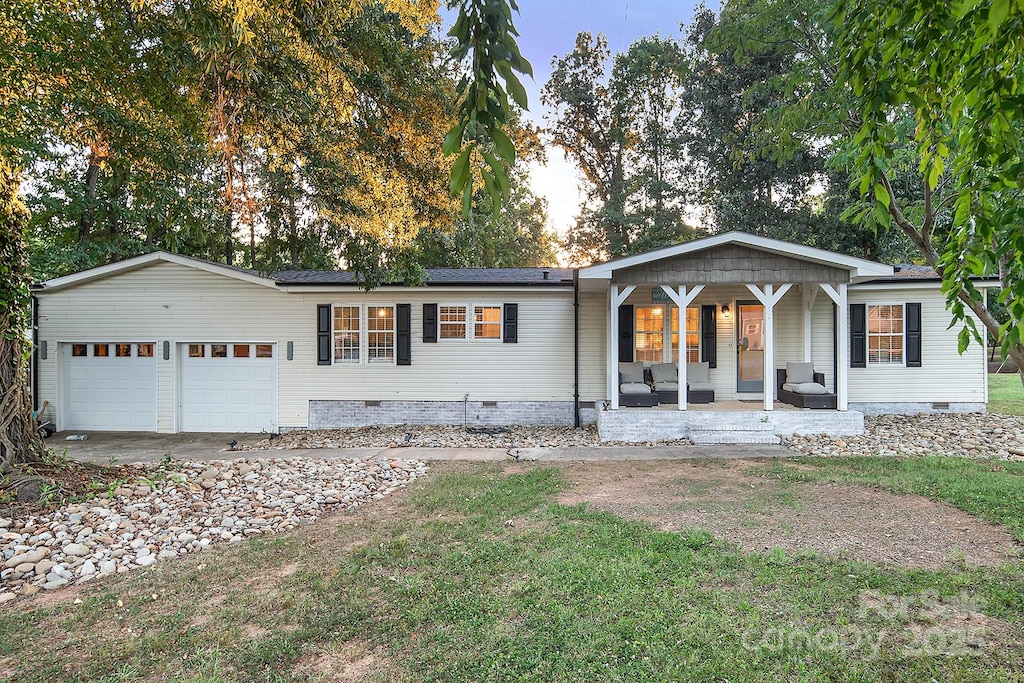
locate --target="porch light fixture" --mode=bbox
[721,304,731,318]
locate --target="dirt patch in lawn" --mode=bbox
[555,459,1020,569]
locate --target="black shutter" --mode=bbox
[396,304,411,365]
[503,303,518,343]
[618,304,634,362]
[850,303,866,368]
[317,304,331,365]
[423,303,437,342]
[700,304,717,368]
[906,302,922,367]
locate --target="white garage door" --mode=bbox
[179,343,277,433]
[63,342,157,431]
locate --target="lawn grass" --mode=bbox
[989,374,1024,415]
[1,462,1022,682]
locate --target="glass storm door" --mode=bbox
[736,301,765,393]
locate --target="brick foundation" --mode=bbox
[309,400,576,428]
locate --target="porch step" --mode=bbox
[689,430,781,445]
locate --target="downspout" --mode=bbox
[31,294,39,412]
[573,268,580,428]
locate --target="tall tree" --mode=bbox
[544,33,701,263]
[834,0,1024,378]
[679,4,912,261]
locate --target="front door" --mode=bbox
[736,301,764,393]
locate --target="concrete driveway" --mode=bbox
[53,431,793,465]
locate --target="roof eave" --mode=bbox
[35,252,278,292]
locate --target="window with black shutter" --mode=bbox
[850,303,866,368]
[423,303,437,342]
[906,302,922,367]
[396,304,411,365]
[700,304,717,368]
[502,303,518,343]
[618,304,634,362]
[317,304,331,365]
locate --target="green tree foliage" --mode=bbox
[444,0,533,216]
[834,0,1024,376]
[679,4,914,263]
[21,0,458,285]
[415,179,557,268]
[544,33,702,263]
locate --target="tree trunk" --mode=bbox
[0,159,45,472]
[288,194,299,268]
[224,209,233,266]
[79,157,100,242]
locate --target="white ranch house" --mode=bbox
[31,232,995,443]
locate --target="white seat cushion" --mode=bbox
[654,381,678,391]
[686,361,711,384]
[786,361,814,384]
[790,382,830,395]
[619,362,645,384]
[650,363,677,383]
[688,382,715,392]
[620,382,652,395]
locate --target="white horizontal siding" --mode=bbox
[37,261,576,432]
[847,286,985,403]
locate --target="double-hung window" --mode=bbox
[437,304,503,341]
[367,306,395,364]
[440,306,467,339]
[636,305,700,363]
[868,304,904,365]
[333,304,395,364]
[333,306,361,363]
[474,306,502,339]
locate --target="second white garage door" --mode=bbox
[179,343,277,433]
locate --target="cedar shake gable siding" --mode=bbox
[609,244,850,285]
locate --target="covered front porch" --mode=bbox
[577,233,891,442]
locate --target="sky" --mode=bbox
[440,0,720,238]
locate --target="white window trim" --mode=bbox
[867,302,906,367]
[331,304,397,366]
[437,303,503,342]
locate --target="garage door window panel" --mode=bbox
[212,344,227,358]
[233,344,250,358]
[256,344,273,358]
[189,344,205,358]
[94,344,109,357]
[72,344,87,357]
[137,344,153,357]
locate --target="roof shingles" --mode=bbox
[273,267,575,286]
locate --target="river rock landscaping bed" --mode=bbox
[242,424,611,449]
[784,412,1024,459]
[0,456,426,604]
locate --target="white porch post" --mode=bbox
[608,285,618,409]
[745,283,793,411]
[819,283,849,411]
[659,284,704,411]
[608,284,636,410]
[802,284,818,362]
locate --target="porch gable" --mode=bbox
[609,243,851,285]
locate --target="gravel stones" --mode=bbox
[1,456,426,602]
[783,412,1024,459]
[244,425,606,450]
